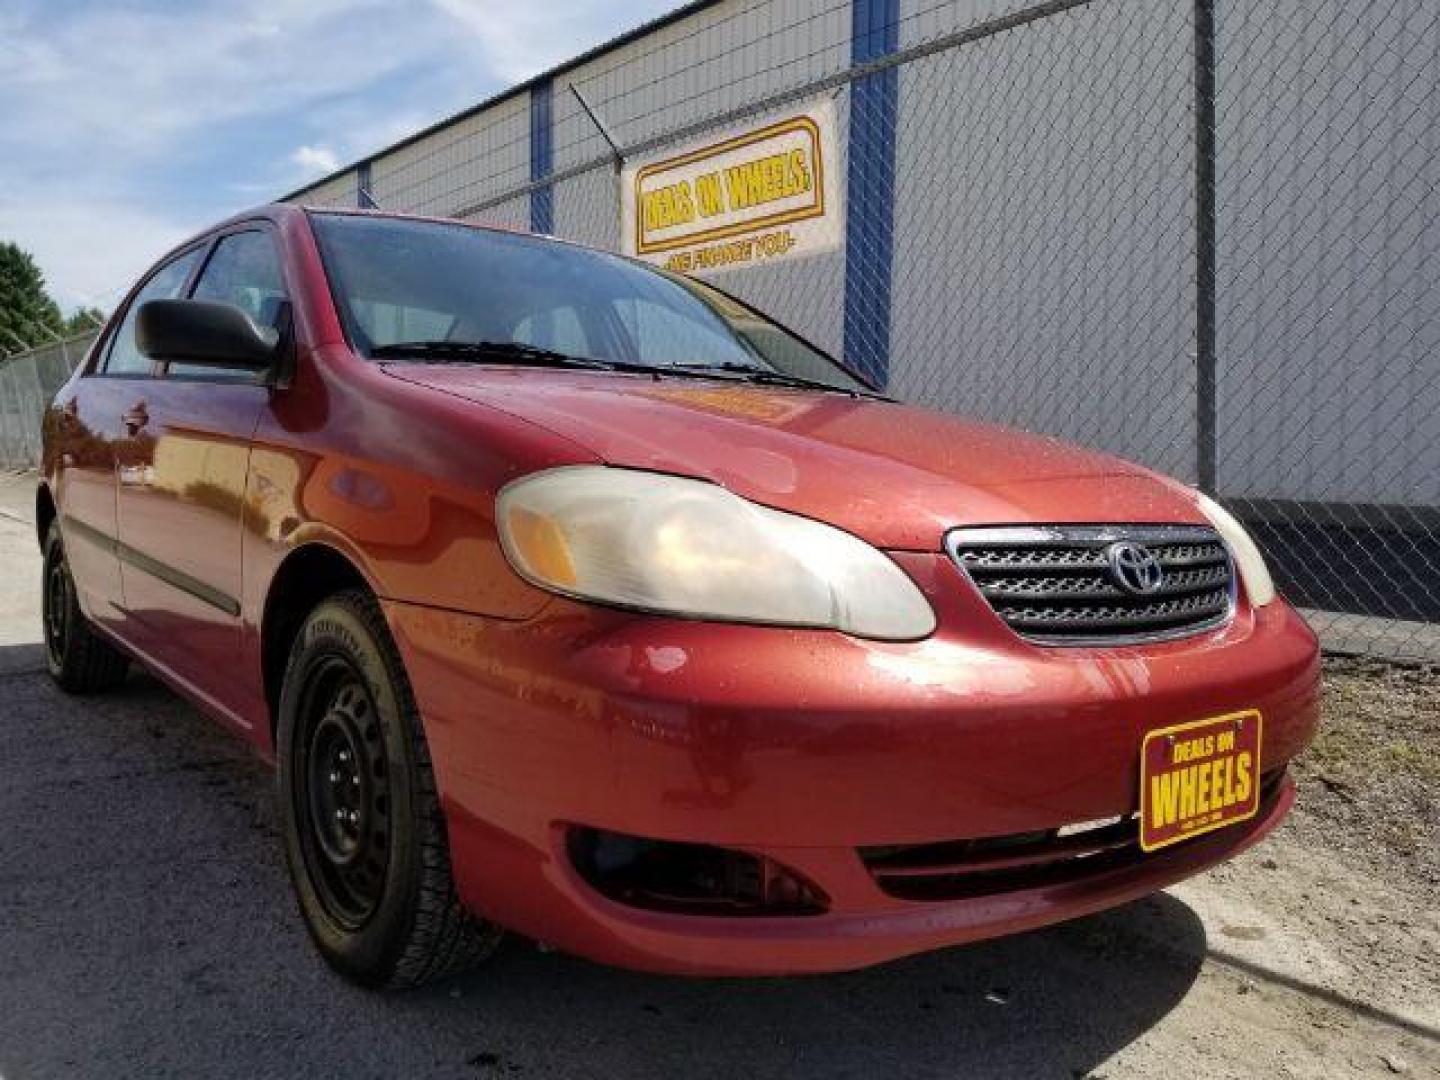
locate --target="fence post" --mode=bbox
[0,360,19,468]
[1194,0,1218,494]
[19,352,46,467]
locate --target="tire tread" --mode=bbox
[298,589,502,989]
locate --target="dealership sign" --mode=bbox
[622,101,841,273]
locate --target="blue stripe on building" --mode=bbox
[530,78,555,234]
[356,161,374,209]
[844,0,900,388]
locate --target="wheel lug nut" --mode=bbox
[334,809,345,821]
[328,771,340,783]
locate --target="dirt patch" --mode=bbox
[1289,656,1440,897]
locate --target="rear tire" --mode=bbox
[42,524,129,694]
[276,588,502,989]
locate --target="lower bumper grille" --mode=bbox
[946,524,1236,645]
[861,770,1286,903]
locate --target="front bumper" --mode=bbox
[385,553,1320,975]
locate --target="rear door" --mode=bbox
[113,227,285,712]
[53,246,205,630]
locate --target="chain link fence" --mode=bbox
[0,329,97,471]
[1211,0,1440,660]
[4,0,1434,660]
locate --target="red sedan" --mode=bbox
[38,206,1319,987]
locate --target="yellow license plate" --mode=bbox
[1139,710,1263,852]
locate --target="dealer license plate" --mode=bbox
[1139,710,1263,852]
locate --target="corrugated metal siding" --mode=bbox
[552,0,851,173]
[1214,0,1440,504]
[888,0,1197,480]
[552,168,622,249]
[897,0,1058,46]
[460,193,532,233]
[296,169,359,208]
[370,95,531,217]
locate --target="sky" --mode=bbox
[0,0,683,317]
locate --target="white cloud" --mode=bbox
[0,0,451,158]
[0,0,686,306]
[290,145,342,176]
[429,0,682,85]
[0,196,194,312]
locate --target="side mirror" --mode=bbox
[136,299,279,370]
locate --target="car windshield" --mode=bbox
[309,212,871,393]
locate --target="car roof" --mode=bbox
[151,203,607,272]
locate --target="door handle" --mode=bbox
[122,402,149,435]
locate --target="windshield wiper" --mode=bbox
[674,362,883,399]
[371,342,886,397]
[370,340,617,370]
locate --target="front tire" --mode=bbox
[42,524,128,694]
[276,589,502,988]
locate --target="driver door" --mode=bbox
[113,226,285,712]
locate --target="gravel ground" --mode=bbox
[1289,657,1440,896]
[0,472,1436,1079]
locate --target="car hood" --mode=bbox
[387,367,1203,550]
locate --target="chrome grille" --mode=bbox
[946,525,1236,644]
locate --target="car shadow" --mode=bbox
[417,894,1206,1079]
[0,643,1206,1080]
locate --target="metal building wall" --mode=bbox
[888,0,1197,480]
[900,0,1054,43]
[300,169,360,209]
[540,0,853,354]
[372,95,532,223]
[1214,0,1440,506]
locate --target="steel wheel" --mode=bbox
[293,657,392,930]
[277,589,502,987]
[39,524,128,694]
[43,544,72,669]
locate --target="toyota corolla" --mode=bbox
[38,206,1320,987]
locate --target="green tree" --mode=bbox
[65,306,107,335]
[0,241,66,352]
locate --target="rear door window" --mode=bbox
[169,230,288,379]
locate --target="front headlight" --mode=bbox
[497,466,936,640]
[1195,491,1276,607]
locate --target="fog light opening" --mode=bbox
[566,826,828,916]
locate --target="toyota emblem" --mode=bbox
[1105,541,1165,595]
